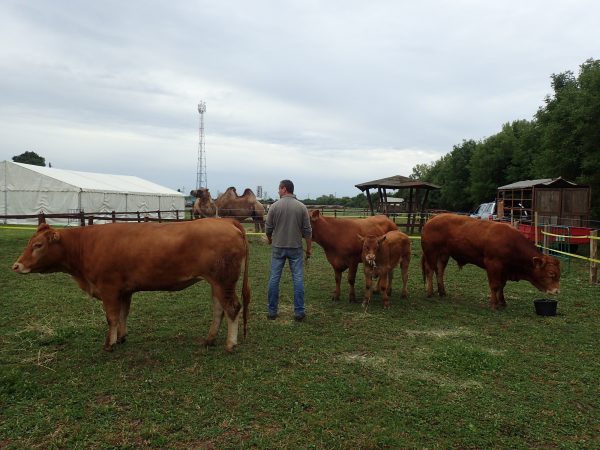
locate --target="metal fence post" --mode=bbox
[591,230,598,284]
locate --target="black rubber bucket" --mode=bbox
[534,298,558,316]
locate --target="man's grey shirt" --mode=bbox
[265,195,312,248]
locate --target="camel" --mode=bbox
[190,187,265,232]
[190,188,217,219]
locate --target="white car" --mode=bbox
[470,202,496,220]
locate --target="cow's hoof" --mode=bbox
[200,338,216,348]
[117,335,127,344]
[224,344,236,353]
[102,344,115,352]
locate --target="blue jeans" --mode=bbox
[267,247,305,317]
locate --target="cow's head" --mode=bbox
[358,234,386,268]
[309,209,321,222]
[530,255,561,295]
[12,224,63,274]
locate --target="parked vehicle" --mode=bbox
[470,202,496,220]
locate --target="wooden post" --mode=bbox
[157,210,162,222]
[38,212,46,225]
[137,211,141,223]
[79,211,85,227]
[590,230,598,284]
[534,212,539,248]
[111,211,116,223]
[543,224,549,255]
[88,216,93,226]
[365,189,374,216]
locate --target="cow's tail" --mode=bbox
[240,225,251,339]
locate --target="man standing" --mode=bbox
[265,179,312,321]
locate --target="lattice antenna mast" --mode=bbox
[196,101,207,189]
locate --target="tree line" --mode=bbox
[410,58,600,219]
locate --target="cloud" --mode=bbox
[1,0,598,198]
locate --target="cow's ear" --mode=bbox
[532,256,545,269]
[50,232,61,243]
[37,223,50,232]
[310,210,320,220]
[357,234,364,242]
[378,235,387,244]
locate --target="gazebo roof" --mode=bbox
[355,175,440,191]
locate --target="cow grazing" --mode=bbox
[359,230,411,310]
[420,213,560,309]
[309,210,397,302]
[12,219,251,353]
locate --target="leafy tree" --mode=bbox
[12,151,46,166]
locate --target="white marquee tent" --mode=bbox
[1,161,185,225]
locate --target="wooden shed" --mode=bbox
[355,175,440,233]
[496,177,591,226]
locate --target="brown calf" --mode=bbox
[359,230,411,310]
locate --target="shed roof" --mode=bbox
[498,177,580,190]
[355,175,440,191]
[10,162,183,196]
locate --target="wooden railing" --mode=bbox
[1,209,189,226]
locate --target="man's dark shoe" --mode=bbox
[294,313,306,322]
[267,313,278,320]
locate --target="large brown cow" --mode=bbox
[309,210,397,302]
[421,213,560,309]
[12,219,251,353]
[359,230,411,310]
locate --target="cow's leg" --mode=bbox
[436,254,449,297]
[210,283,242,353]
[101,295,121,352]
[117,293,132,344]
[201,292,224,348]
[400,257,409,298]
[381,270,391,308]
[423,256,435,297]
[332,268,343,301]
[224,301,242,353]
[485,265,507,310]
[348,262,359,303]
[362,269,373,310]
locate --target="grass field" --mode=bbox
[1,225,599,448]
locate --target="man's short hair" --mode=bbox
[280,179,294,194]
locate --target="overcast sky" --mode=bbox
[0,1,598,199]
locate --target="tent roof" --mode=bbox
[10,162,183,196]
[355,175,440,191]
[498,177,581,190]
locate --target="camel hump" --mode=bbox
[242,188,257,201]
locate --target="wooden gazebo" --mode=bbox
[355,175,440,233]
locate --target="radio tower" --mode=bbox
[196,101,207,189]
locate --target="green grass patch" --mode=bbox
[1,227,599,448]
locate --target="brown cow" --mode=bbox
[359,230,411,310]
[190,187,217,219]
[421,213,560,309]
[12,219,251,353]
[309,210,397,302]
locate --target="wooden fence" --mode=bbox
[0,209,189,226]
